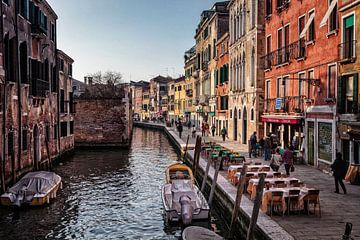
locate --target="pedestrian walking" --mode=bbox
[192,125,196,138]
[211,125,216,137]
[331,152,348,194]
[259,137,265,157]
[205,123,210,137]
[264,136,272,161]
[201,122,205,137]
[187,121,191,129]
[270,148,282,172]
[249,132,257,158]
[281,145,294,176]
[177,121,183,139]
[171,118,174,127]
[221,126,227,141]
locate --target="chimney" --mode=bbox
[88,77,93,85]
[84,76,87,84]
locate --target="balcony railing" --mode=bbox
[261,40,306,70]
[339,40,357,62]
[265,96,306,114]
[30,78,49,97]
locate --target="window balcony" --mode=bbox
[339,40,357,63]
[265,96,306,114]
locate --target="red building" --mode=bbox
[262,0,341,169]
[215,32,229,135]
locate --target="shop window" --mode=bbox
[318,122,333,162]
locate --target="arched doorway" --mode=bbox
[33,125,40,170]
[233,107,238,141]
[242,108,248,144]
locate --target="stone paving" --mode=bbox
[164,124,360,240]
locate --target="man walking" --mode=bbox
[331,152,347,194]
[264,136,272,161]
[177,121,183,139]
[211,125,216,137]
[221,126,227,141]
[249,132,257,158]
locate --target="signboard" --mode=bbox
[275,98,283,110]
[261,117,301,125]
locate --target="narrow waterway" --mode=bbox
[0,127,225,240]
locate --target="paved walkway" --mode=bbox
[165,124,360,240]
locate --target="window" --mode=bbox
[51,23,55,41]
[277,28,283,64]
[342,14,355,59]
[251,0,256,27]
[251,109,254,121]
[59,58,64,72]
[283,76,289,96]
[266,35,272,54]
[68,64,73,76]
[251,49,255,87]
[298,72,307,97]
[178,86,182,91]
[45,125,50,141]
[22,129,28,151]
[266,0,272,17]
[277,77,282,98]
[19,42,28,84]
[327,64,336,98]
[266,80,271,99]
[308,70,314,98]
[298,15,305,38]
[19,0,29,19]
[70,121,74,135]
[69,92,75,113]
[60,89,65,113]
[308,10,315,41]
[54,124,58,139]
[284,25,290,61]
[61,122,67,137]
[220,96,228,110]
[329,0,338,32]
[8,132,14,154]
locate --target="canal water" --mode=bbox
[0,128,226,239]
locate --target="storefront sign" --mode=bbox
[262,117,301,125]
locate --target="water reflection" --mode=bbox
[0,128,224,240]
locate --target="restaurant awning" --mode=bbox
[320,0,338,27]
[261,115,303,125]
[299,12,315,38]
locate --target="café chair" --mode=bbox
[270,191,284,217]
[250,167,259,172]
[273,172,282,178]
[274,180,286,188]
[261,166,271,172]
[289,179,299,186]
[287,189,301,215]
[303,189,321,217]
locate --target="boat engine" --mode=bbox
[179,195,193,225]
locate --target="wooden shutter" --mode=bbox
[337,76,346,113]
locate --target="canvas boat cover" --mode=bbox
[9,171,61,196]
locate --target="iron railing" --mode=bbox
[339,40,357,61]
[265,96,306,114]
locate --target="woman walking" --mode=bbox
[331,152,347,194]
[281,145,294,176]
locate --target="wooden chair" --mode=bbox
[291,182,302,187]
[274,180,286,188]
[250,167,259,172]
[270,191,284,216]
[303,189,321,217]
[289,179,299,186]
[273,172,282,178]
[287,189,300,215]
[261,166,271,172]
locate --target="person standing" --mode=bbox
[270,148,282,172]
[331,152,347,194]
[249,132,257,158]
[264,136,272,161]
[281,145,294,176]
[201,122,205,137]
[177,121,183,139]
[205,122,210,137]
[192,125,196,138]
[221,126,227,141]
[211,125,216,137]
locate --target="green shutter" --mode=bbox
[338,76,346,113]
[345,15,354,28]
[221,66,224,83]
[225,65,228,82]
[215,70,218,86]
[353,73,359,113]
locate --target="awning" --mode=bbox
[320,0,338,28]
[299,12,315,38]
[262,115,303,125]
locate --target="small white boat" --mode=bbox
[0,171,62,207]
[162,163,210,225]
[182,226,223,240]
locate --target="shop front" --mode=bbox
[262,115,304,150]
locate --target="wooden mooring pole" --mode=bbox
[193,136,201,177]
[228,165,248,239]
[246,173,266,240]
[208,155,221,208]
[182,135,190,162]
[200,153,211,192]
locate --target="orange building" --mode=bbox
[215,32,229,135]
[262,0,341,169]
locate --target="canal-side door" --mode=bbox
[233,107,238,141]
[242,108,248,144]
[307,122,315,166]
[33,125,40,170]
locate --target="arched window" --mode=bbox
[239,109,242,119]
[230,109,233,118]
[251,108,255,121]
[252,0,256,28]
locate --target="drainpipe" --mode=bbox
[14,0,22,181]
[1,1,6,192]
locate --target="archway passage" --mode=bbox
[33,125,40,170]
[242,108,247,144]
[233,107,238,141]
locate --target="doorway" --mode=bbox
[242,108,247,144]
[307,122,315,166]
[233,107,238,141]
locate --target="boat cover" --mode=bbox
[9,171,61,195]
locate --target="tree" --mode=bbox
[79,71,127,99]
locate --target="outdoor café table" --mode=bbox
[261,187,315,214]
[235,171,274,181]
[227,164,269,183]
[247,177,300,200]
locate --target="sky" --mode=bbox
[47,0,219,82]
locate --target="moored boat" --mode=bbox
[0,171,62,207]
[162,163,210,225]
[182,226,223,240]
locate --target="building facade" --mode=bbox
[337,0,360,165]
[215,32,230,135]
[174,76,186,120]
[57,50,75,155]
[149,75,171,120]
[228,0,265,146]
[130,80,149,120]
[0,0,60,190]
[184,47,196,125]
[262,0,341,169]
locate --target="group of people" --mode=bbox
[268,145,295,176]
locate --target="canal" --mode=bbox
[0,128,226,239]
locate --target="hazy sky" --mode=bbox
[47,0,218,82]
